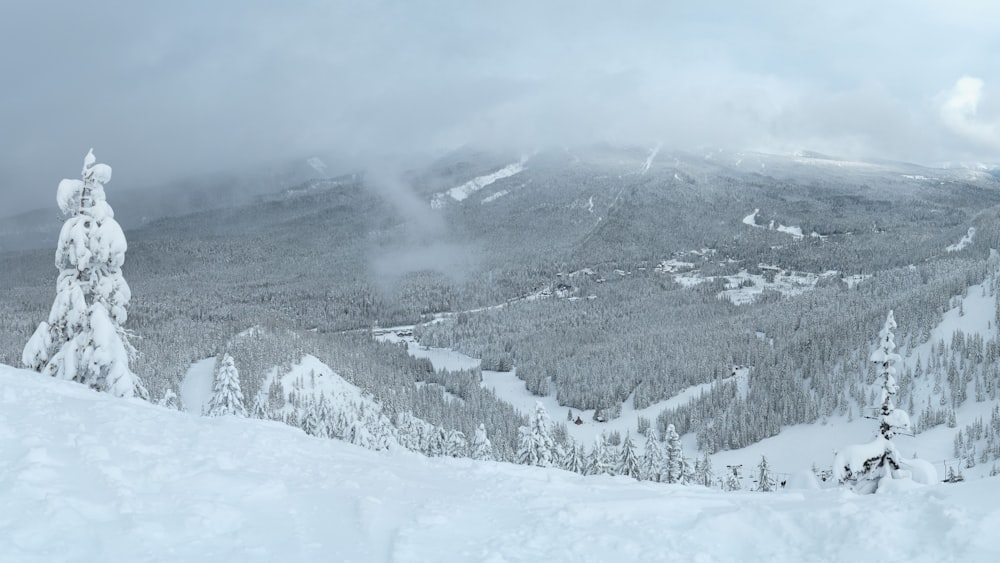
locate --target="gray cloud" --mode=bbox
[3,1,1000,215]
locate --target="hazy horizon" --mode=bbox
[3,1,1000,215]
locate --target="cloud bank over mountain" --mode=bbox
[2,1,999,213]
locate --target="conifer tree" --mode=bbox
[251,395,270,420]
[600,434,619,476]
[516,402,556,467]
[835,311,910,492]
[664,424,684,483]
[755,455,776,492]
[445,429,467,457]
[640,431,664,482]
[157,388,178,410]
[470,423,494,461]
[347,416,374,449]
[207,353,248,417]
[428,426,447,456]
[22,149,145,398]
[618,432,641,479]
[679,456,693,485]
[301,402,320,435]
[396,412,422,452]
[694,452,715,488]
[562,442,587,474]
[872,310,909,441]
[586,435,612,476]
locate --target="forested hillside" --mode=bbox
[3,147,1000,463]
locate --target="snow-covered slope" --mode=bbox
[2,365,999,562]
[430,159,526,208]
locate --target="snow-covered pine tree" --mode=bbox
[664,423,684,484]
[428,426,447,457]
[694,452,715,488]
[872,311,910,441]
[640,431,664,482]
[516,426,534,464]
[470,423,494,461]
[586,435,612,476]
[562,442,587,474]
[679,456,693,485]
[22,149,146,398]
[618,432,641,479]
[755,455,776,492]
[516,402,557,467]
[207,353,248,417]
[445,429,467,457]
[365,409,396,451]
[396,412,422,452]
[251,395,270,420]
[834,310,910,493]
[157,388,178,410]
[347,416,374,449]
[600,433,619,476]
[301,402,320,435]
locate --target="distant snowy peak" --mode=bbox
[430,158,527,208]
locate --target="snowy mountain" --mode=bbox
[2,364,999,563]
[5,144,1000,493]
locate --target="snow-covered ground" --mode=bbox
[430,159,526,208]
[713,277,1000,481]
[180,357,216,415]
[671,266,846,305]
[381,275,1000,489]
[742,208,826,240]
[480,189,509,204]
[946,227,976,252]
[2,365,999,563]
[379,327,751,453]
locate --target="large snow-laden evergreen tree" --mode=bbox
[207,354,248,417]
[834,310,911,493]
[22,149,146,398]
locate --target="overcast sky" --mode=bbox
[3,0,1000,214]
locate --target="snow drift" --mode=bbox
[1,364,999,562]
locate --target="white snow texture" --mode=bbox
[2,365,999,562]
